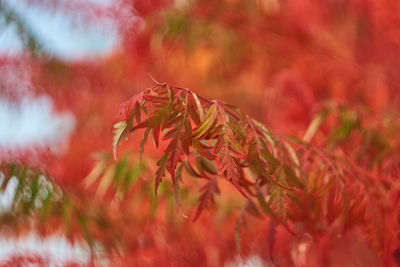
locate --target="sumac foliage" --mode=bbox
[114,80,400,266]
[2,0,400,266]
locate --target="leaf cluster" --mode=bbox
[112,81,400,261]
[0,162,123,252]
[113,81,307,221]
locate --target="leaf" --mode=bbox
[198,156,218,175]
[184,160,203,178]
[235,218,243,256]
[180,121,192,155]
[143,95,169,103]
[213,135,224,154]
[252,119,278,157]
[256,190,276,218]
[192,139,216,160]
[227,121,246,141]
[193,178,220,221]
[218,142,237,177]
[153,126,161,148]
[135,101,141,124]
[284,143,299,169]
[225,134,246,156]
[195,156,210,177]
[112,121,128,160]
[205,124,224,139]
[164,110,191,182]
[192,104,217,139]
[96,165,116,198]
[303,109,328,142]
[132,108,168,131]
[316,176,337,197]
[173,163,188,218]
[184,119,192,145]
[166,133,183,183]
[191,92,204,121]
[84,161,107,187]
[114,91,144,123]
[230,175,248,198]
[188,106,200,127]
[244,199,263,219]
[282,165,303,188]
[155,153,169,196]
[139,128,151,171]
[259,147,279,168]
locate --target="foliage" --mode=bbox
[113,80,400,266]
[1,0,400,266]
[0,162,124,252]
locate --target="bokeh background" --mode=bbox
[0,0,399,266]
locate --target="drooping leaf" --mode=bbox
[173,163,188,218]
[192,103,217,139]
[193,178,220,222]
[112,121,128,160]
[184,160,202,178]
[155,152,169,196]
[303,109,328,142]
[139,128,151,171]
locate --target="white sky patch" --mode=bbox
[87,0,115,7]
[0,0,122,61]
[226,255,273,267]
[0,233,91,265]
[0,173,92,265]
[0,16,25,57]
[0,174,17,212]
[0,173,90,265]
[0,95,75,152]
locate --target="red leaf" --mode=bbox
[184,160,203,178]
[134,101,141,123]
[153,127,160,148]
[230,176,248,199]
[193,178,220,222]
[155,153,169,196]
[166,135,183,183]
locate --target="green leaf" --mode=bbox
[256,190,276,218]
[192,104,217,139]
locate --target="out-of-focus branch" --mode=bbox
[0,1,43,56]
